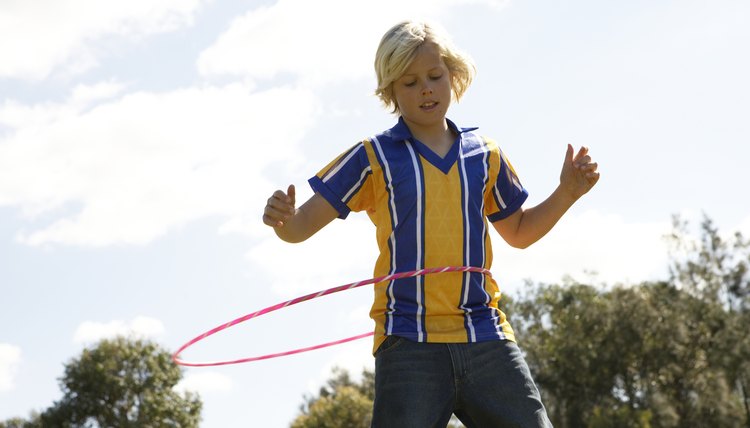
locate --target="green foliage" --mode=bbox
[291,385,372,428]
[588,406,653,428]
[291,367,373,428]
[290,367,466,427]
[6,213,747,427]
[0,415,41,428]
[2,337,201,428]
[511,214,750,427]
[289,215,750,427]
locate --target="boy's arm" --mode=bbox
[263,184,339,243]
[493,144,600,249]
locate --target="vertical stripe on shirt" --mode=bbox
[459,135,500,342]
[481,140,506,340]
[321,143,364,183]
[342,165,372,204]
[372,137,423,341]
[405,141,426,342]
[371,136,398,336]
[458,144,477,342]
[309,120,525,353]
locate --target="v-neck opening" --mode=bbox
[388,117,479,175]
[411,137,460,174]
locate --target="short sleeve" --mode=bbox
[308,141,374,219]
[485,145,528,222]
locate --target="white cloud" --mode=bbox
[198,0,509,85]
[0,81,127,131]
[250,209,674,299]
[307,339,374,396]
[0,0,209,80]
[70,80,129,106]
[73,316,165,344]
[0,344,22,392]
[493,210,673,288]
[246,214,378,298]
[738,215,750,238]
[0,82,317,246]
[174,371,233,395]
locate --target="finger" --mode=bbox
[263,204,288,223]
[265,199,297,225]
[287,184,296,205]
[565,144,574,164]
[272,189,289,200]
[265,200,293,217]
[580,162,598,172]
[574,155,592,169]
[267,197,295,216]
[262,213,284,228]
[573,146,588,162]
[269,189,295,212]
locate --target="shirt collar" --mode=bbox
[388,116,478,142]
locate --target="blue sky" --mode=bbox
[1,0,749,426]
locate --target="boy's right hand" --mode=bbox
[263,184,296,228]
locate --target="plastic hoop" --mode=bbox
[173,266,491,367]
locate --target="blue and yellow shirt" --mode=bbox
[309,117,528,353]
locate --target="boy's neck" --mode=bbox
[405,118,456,158]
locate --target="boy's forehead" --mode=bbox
[401,43,445,75]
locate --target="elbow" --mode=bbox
[505,235,536,249]
[509,240,532,250]
[274,228,309,244]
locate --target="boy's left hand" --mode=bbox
[560,144,600,201]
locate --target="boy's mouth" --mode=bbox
[420,101,438,110]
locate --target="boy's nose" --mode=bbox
[421,85,433,96]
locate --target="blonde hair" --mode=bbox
[374,20,476,114]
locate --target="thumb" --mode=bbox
[287,184,296,205]
[565,143,574,164]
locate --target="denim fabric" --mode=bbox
[371,337,552,428]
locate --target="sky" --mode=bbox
[1,0,749,426]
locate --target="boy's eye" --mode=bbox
[404,81,417,87]
[430,74,443,81]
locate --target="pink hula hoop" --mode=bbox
[173,266,491,367]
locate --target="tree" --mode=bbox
[510,214,750,427]
[2,337,202,427]
[0,415,41,428]
[286,215,750,427]
[291,367,373,428]
[291,385,372,428]
[512,279,746,427]
[291,367,466,427]
[666,214,750,426]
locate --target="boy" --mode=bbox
[263,20,599,427]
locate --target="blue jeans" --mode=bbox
[372,337,552,428]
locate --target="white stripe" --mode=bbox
[480,145,490,290]
[499,149,525,193]
[480,144,503,339]
[458,148,477,342]
[494,185,507,210]
[372,137,398,335]
[322,142,364,183]
[343,166,372,202]
[481,141,508,340]
[405,142,424,342]
[512,176,524,192]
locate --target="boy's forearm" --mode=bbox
[272,193,339,243]
[273,209,307,243]
[511,185,577,248]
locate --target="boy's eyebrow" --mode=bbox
[399,67,444,78]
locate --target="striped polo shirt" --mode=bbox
[309,117,528,353]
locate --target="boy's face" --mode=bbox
[392,42,452,134]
